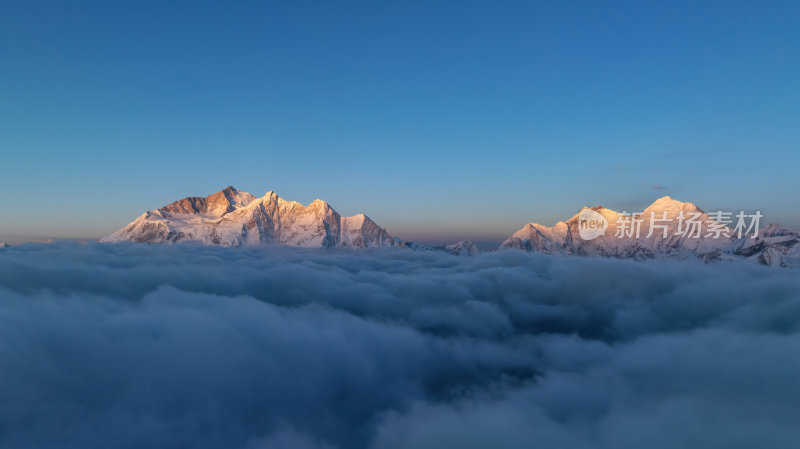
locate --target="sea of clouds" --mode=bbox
[0,242,799,449]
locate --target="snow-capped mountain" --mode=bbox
[102,186,395,248]
[501,196,799,267]
[103,190,797,265]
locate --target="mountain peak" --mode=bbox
[646,196,704,213]
[159,186,256,217]
[761,223,798,238]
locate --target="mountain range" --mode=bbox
[102,187,799,267]
[501,196,799,267]
[102,186,395,248]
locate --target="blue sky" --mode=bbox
[1,0,799,243]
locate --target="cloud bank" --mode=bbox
[1,242,799,448]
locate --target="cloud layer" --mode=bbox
[0,242,799,448]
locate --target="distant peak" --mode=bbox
[649,195,697,207]
[651,195,687,205]
[761,223,797,237]
[644,196,705,214]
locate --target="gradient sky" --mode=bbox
[2,0,799,244]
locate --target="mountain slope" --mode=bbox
[102,187,395,248]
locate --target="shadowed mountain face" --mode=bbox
[159,186,256,217]
[501,196,800,267]
[102,187,395,248]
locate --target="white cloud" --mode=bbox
[0,242,798,448]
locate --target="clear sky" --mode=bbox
[2,0,799,244]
